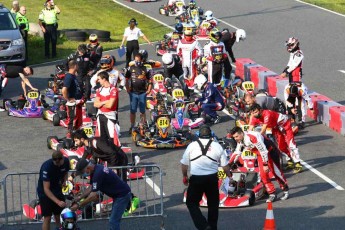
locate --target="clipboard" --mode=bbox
[117,46,126,58]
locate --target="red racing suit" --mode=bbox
[284,49,303,83]
[233,131,288,194]
[249,110,300,163]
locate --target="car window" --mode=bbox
[0,12,17,30]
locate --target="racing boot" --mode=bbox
[280,191,289,201]
[266,193,276,203]
[293,162,303,173]
[213,115,221,124]
[285,160,294,170]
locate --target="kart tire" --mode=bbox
[57,110,67,120]
[65,31,86,38]
[67,36,86,42]
[2,99,12,111]
[245,190,255,206]
[97,37,111,42]
[63,138,74,149]
[47,136,58,149]
[88,30,111,38]
[56,143,63,152]
[52,114,60,126]
[29,199,39,209]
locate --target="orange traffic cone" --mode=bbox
[263,202,276,230]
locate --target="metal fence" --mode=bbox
[0,165,165,227]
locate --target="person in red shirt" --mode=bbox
[93,71,120,146]
[248,103,302,173]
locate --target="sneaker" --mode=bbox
[266,194,276,203]
[298,121,305,129]
[0,107,5,112]
[280,191,289,200]
[285,160,294,170]
[293,162,303,173]
[213,115,221,124]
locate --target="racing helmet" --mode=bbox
[89,34,98,44]
[199,125,212,138]
[184,29,193,41]
[236,29,246,42]
[60,208,77,230]
[100,55,115,70]
[209,29,222,43]
[204,10,213,21]
[286,37,299,52]
[189,0,196,8]
[194,74,207,90]
[162,53,175,69]
[175,23,183,34]
[139,50,148,62]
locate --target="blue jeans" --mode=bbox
[201,102,224,118]
[109,192,132,230]
[129,92,146,114]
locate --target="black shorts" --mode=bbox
[39,195,64,217]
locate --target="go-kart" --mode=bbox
[149,73,168,96]
[159,0,185,16]
[47,64,66,95]
[128,0,157,2]
[155,33,180,56]
[136,115,191,149]
[195,21,215,40]
[3,91,48,118]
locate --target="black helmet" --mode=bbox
[139,50,148,62]
[175,23,183,34]
[199,125,212,138]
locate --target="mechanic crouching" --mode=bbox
[181,125,231,230]
[194,74,225,124]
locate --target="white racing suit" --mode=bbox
[204,41,231,86]
[284,82,313,123]
[283,49,303,83]
[90,68,125,91]
[176,38,203,80]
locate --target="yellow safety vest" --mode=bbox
[38,8,58,25]
[16,13,29,31]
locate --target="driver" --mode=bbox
[230,126,289,202]
[220,28,246,63]
[60,208,80,230]
[161,53,187,94]
[203,10,218,29]
[194,74,225,124]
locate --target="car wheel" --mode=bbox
[245,190,255,206]
[47,136,58,149]
[52,114,60,126]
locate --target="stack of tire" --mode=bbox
[59,29,111,42]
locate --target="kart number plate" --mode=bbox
[144,64,152,70]
[158,143,173,148]
[242,81,255,92]
[153,74,164,82]
[83,127,94,138]
[217,169,226,179]
[242,125,249,131]
[176,2,184,7]
[27,91,39,99]
[201,22,210,29]
[157,117,170,128]
[172,89,184,98]
[242,150,256,159]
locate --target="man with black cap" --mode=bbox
[37,151,70,230]
[70,159,131,230]
[180,125,231,230]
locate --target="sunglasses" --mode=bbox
[53,157,63,161]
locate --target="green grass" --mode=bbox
[3,0,170,65]
[302,0,345,14]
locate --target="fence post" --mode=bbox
[2,177,9,225]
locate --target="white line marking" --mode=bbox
[113,0,344,192]
[300,160,345,190]
[215,18,240,30]
[295,0,345,18]
[338,70,345,74]
[144,176,166,196]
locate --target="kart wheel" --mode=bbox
[56,143,63,152]
[245,190,255,206]
[3,99,12,111]
[47,136,58,149]
[52,114,60,126]
[63,138,74,149]
[57,110,67,120]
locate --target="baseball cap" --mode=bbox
[75,159,90,175]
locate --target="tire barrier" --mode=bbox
[58,29,111,42]
[235,58,345,136]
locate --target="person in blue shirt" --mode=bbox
[71,159,131,230]
[37,151,70,230]
[194,74,225,124]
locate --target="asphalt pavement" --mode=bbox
[1,0,345,229]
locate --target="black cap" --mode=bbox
[199,125,212,138]
[129,18,136,23]
[75,159,90,175]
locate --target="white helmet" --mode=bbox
[204,10,213,21]
[194,74,207,90]
[162,53,175,68]
[236,29,246,42]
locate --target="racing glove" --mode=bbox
[183,176,189,186]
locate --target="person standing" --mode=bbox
[37,151,70,230]
[87,34,103,68]
[10,0,19,15]
[181,125,231,230]
[16,6,29,60]
[120,18,151,67]
[38,0,60,59]
[71,159,132,230]
[220,28,246,63]
[62,60,83,138]
[125,53,152,133]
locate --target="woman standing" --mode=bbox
[121,18,151,67]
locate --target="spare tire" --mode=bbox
[97,37,111,42]
[89,30,110,38]
[67,36,87,42]
[65,31,86,38]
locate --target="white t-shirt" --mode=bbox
[180,138,227,175]
[124,27,144,41]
